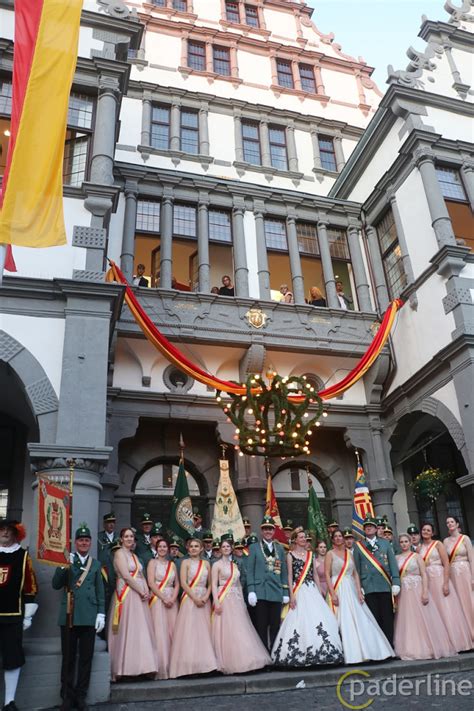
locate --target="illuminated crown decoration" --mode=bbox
[216,371,326,457]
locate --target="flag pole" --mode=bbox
[0,244,6,286]
[63,458,75,702]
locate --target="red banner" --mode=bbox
[265,476,287,545]
[37,474,72,566]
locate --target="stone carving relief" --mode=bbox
[444,0,474,27]
[97,0,131,19]
[387,40,444,90]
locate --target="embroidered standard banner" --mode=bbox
[0,0,82,249]
[352,463,375,536]
[36,473,72,566]
[211,459,246,541]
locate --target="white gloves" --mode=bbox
[69,552,75,564]
[392,585,400,596]
[282,596,290,605]
[95,613,105,634]
[23,602,38,631]
[248,592,257,607]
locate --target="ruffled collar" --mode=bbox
[0,543,21,553]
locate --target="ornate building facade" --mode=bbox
[0,0,472,705]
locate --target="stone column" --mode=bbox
[206,41,213,73]
[232,200,249,297]
[461,159,474,209]
[197,194,210,293]
[141,93,152,146]
[387,190,415,284]
[366,225,390,311]
[170,102,181,151]
[90,75,120,185]
[286,122,299,172]
[334,133,345,171]
[199,103,210,156]
[413,146,457,247]
[120,180,139,282]
[292,60,302,90]
[311,127,322,171]
[230,43,239,79]
[286,213,305,304]
[347,218,372,312]
[159,194,173,288]
[317,215,338,308]
[260,120,271,168]
[314,64,325,94]
[234,112,244,162]
[253,201,270,299]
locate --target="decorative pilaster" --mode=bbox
[286,123,299,172]
[232,199,249,297]
[120,181,139,282]
[170,102,181,151]
[292,60,302,90]
[159,193,174,288]
[286,213,305,304]
[141,93,152,146]
[197,194,210,293]
[347,218,372,311]
[260,120,271,167]
[387,188,415,286]
[314,64,325,94]
[234,112,244,162]
[90,74,120,185]
[317,215,338,308]
[311,127,322,171]
[365,225,390,311]
[334,133,345,172]
[461,159,474,209]
[254,201,271,300]
[199,103,210,156]
[413,146,457,247]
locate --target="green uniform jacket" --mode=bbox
[353,537,400,594]
[135,534,154,569]
[246,541,289,602]
[52,555,105,626]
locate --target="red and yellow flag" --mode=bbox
[265,475,287,545]
[0,0,82,250]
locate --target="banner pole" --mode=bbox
[62,457,75,701]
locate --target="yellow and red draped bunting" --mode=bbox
[422,540,438,564]
[399,552,416,578]
[265,475,287,545]
[355,541,392,587]
[36,473,72,566]
[328,549,350,613]
[181,559,205,606]
[106,261,403,402]
[112,555,139,633]
[448,534,467,563]
[149,560,174,607]
[0,0,82,255]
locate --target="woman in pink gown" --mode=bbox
[394,534,456,660]
[169,538,217,678]
[444,516,474,644]
[419,523,471,652]
[211,536,271,674]
[107,528,159,681]
[147,539,179,679]
[314,540,328,598]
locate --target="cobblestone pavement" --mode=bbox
[89,669,474,711]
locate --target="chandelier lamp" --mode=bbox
[216,369,328,458]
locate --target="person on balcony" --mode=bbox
[132,264,149,287]
[336,281,353,310]
[279,284,294,303]
[309,286,327,307]
[219,275,235,296]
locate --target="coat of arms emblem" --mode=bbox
[245,308,267,329]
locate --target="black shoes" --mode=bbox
[3,702,19,711]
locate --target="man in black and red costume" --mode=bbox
[0,519,38,711]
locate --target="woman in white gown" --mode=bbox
[271,528,343,667]
[325,530,394,664]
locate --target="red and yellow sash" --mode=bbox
[328,549,350,613]
[149,560,174,608]
[281,552,313,621]
[399,552,416,578]
[181,559,205,607]
[356,541,392,587]
[101,566,109,585]
[421,540,438,564]
[112,554,139,633]
[448,535,467,563]
[212,562,238,617]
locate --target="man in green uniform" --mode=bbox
[353,514,400,647]
[343,527,355,551]
[384,524,401,554]
[135,513,155,568]
[246,516,289,650]
[52,524,105,711]
[407,523,420,552]
[201,530,216,564]
[97,512,118,629]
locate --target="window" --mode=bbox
[0,80,13,114]
[209,210,232,242]
[0,81,12,177]
[63,93,94,187]
[172,0,187,11]
[269,126,288,171]
[180,109,199,154]
[299,64,316,93]
[318,136,337,172]
[151,0,166,6]
[242,120,261,165]
[276,59,294,89]
[173,204,197,238]
[245,5,259,27]
[136,200,161,233]
[436,167,467,201]
[376,209,407,299]
[226,1,240,22]
[264,219,288,251]
[327,228,350,261]
[213,46,231,76]
[296,222,320,256]
[188,41,206,71]
[151,105,170,150]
